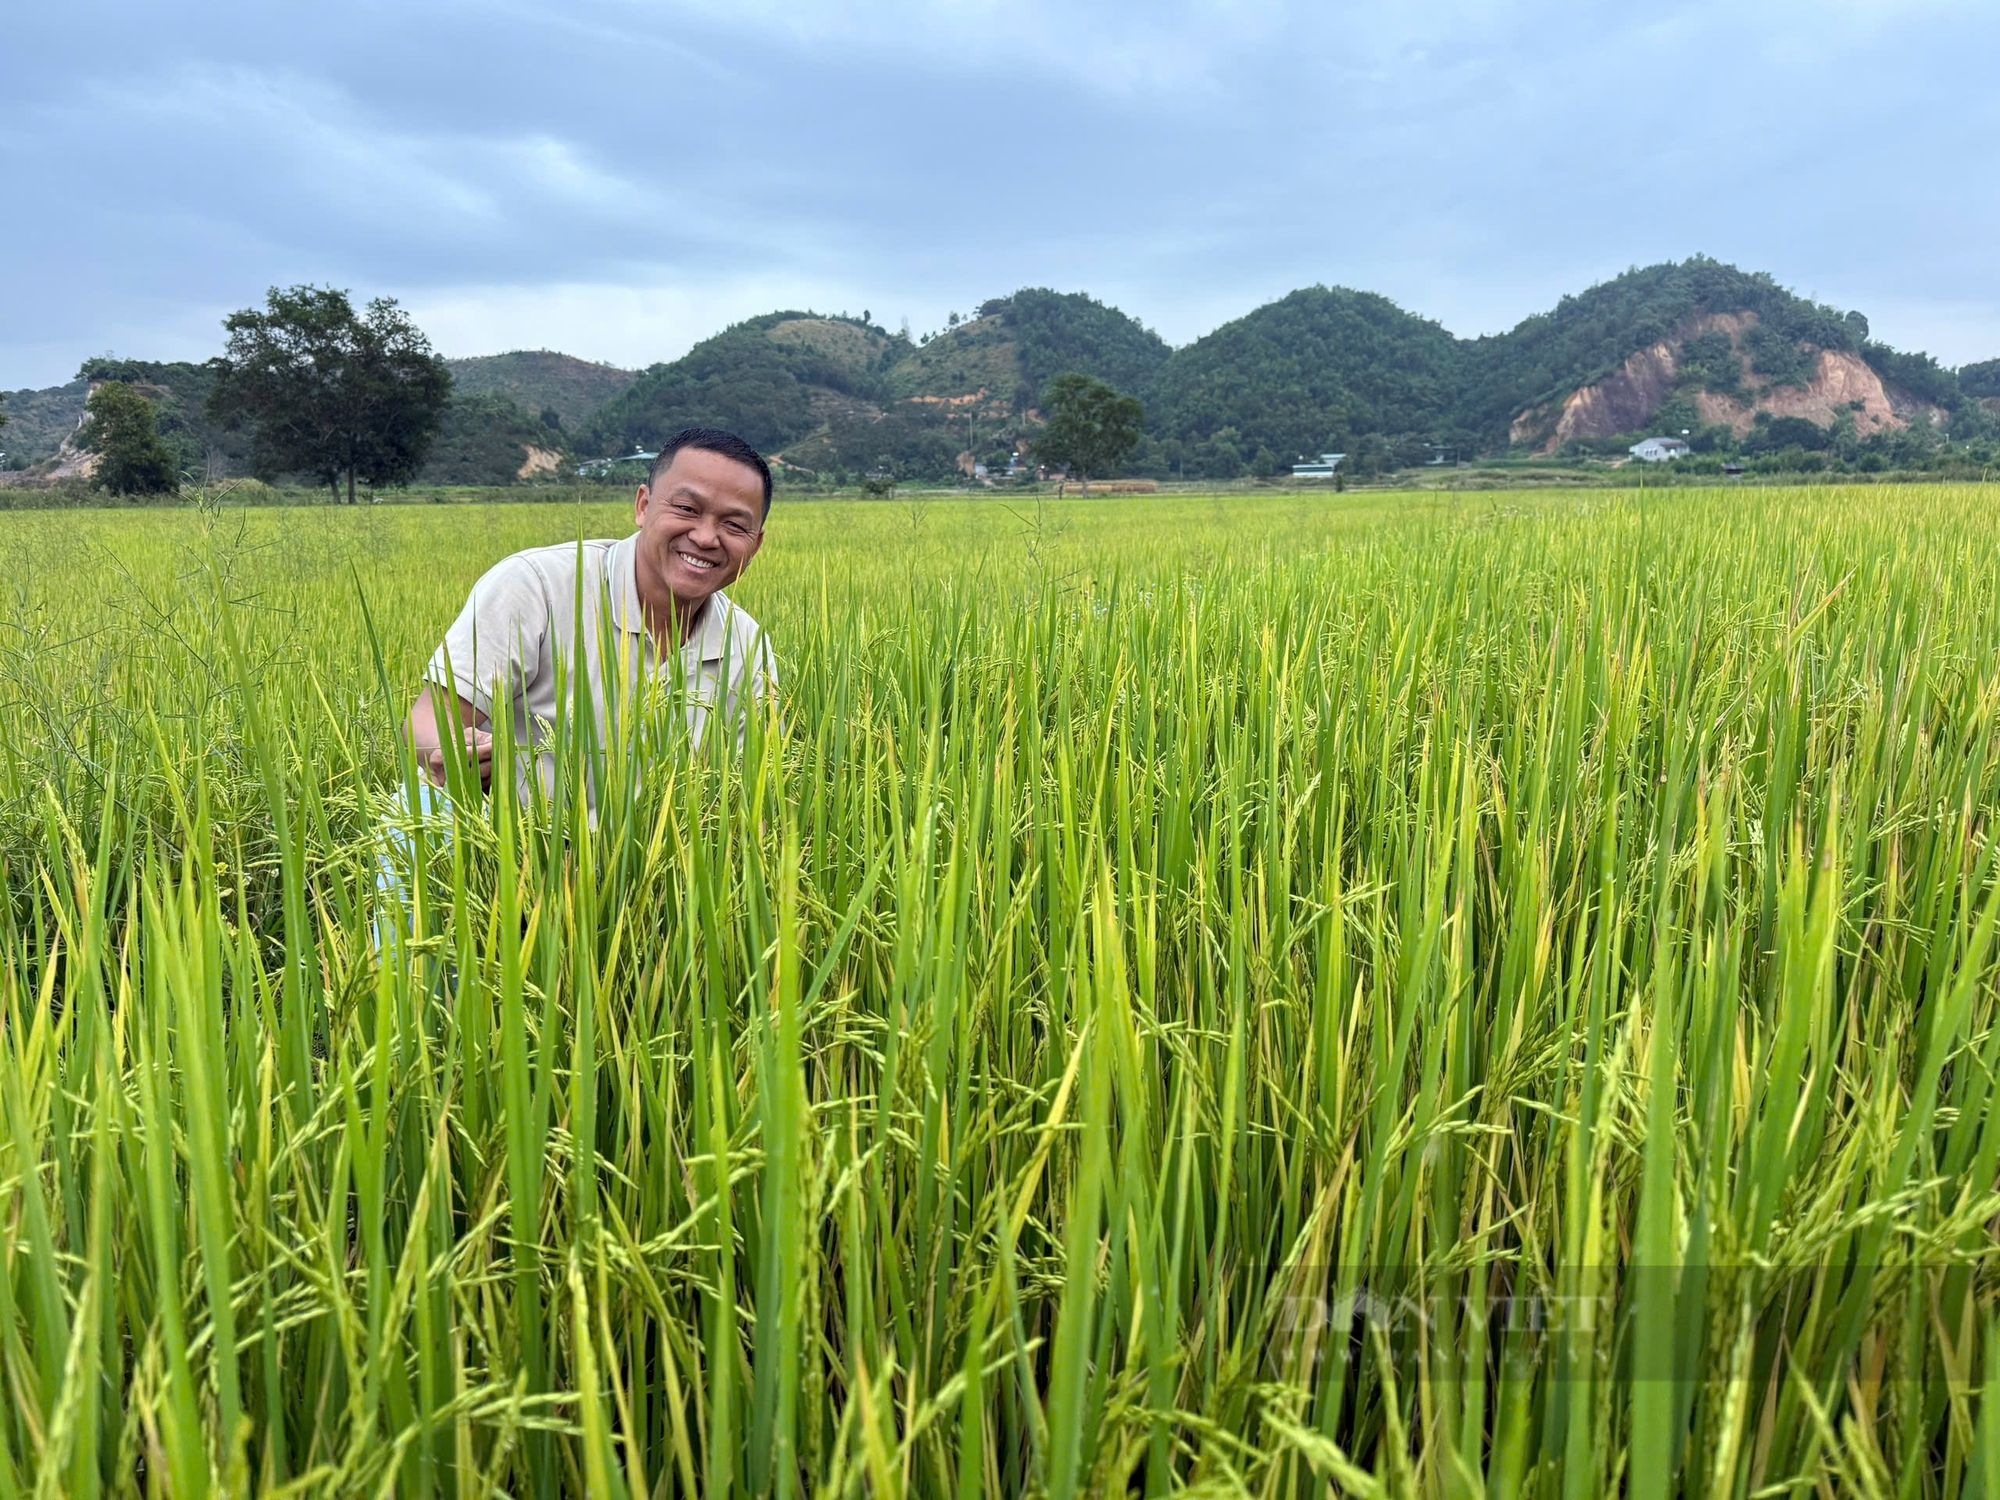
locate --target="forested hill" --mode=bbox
[1,356,586,486]
[1144,288,1464,469]
[1962,359,2000,408]
[0,377,89,470]
[581,313,909,459]
[7,259,1988,485]
[443,351,636,431]
[1454,259,1865,440]
[1137,257,1978,470]
[998,288,1171,401]
[572,259,1978,479]
[577,291,1169,479]
[1493,262,1973,458]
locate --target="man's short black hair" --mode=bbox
[649,427,773,517]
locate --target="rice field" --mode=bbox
[3,484,2000,1497]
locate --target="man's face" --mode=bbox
[633,447,766,614]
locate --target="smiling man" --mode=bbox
[406,426,777,803]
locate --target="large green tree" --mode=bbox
[76,381,180,495]
[207,286,452,503]
[1033,373,1145,493]
[1961,358,2000,399]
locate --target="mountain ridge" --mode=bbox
[576,289,1167,479]
[443,351,637,431]
[5,260,1989,483]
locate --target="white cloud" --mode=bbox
[3,0,1998,388]
[402,273,865,367]
[85,63,653,238]
[585,0,1296,93]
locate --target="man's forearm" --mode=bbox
[408,685,485,750]
[407,685,493,786]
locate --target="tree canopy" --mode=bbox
[1034,374,1145,490]
[207,286,452,503]
[1861,344,1962,411]
[1960,359,2000,400]
[77,381,180,495]
[1000,289,1171,407]
[1145,287,1462,461]
[581,314,907,458]
[77,357,254,478]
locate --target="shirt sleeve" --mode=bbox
[425,555,548,720]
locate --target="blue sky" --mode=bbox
[3,0,1995,390]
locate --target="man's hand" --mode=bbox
[408,685,494,791]
[425,726,495,789]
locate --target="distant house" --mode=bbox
[1628,437,1689,463]
[576,448,656,477]
[1291,452,1346,478]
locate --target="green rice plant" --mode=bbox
[0,484,1998,1495]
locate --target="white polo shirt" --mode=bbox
[425,533,775,803]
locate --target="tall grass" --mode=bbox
[2,485,1998,1495]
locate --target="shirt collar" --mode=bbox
[609,534,733,664]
